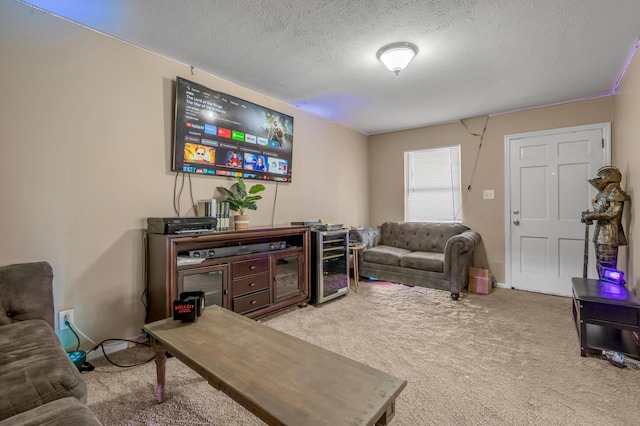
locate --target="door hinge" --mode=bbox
[602,138,604,148]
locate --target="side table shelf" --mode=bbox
[571,277,640,359]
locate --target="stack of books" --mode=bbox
[216,201,230,231]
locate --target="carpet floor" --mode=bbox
[84,281,640,425]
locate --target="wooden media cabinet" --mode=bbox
[145,226,311,322]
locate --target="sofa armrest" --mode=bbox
[445,230,481,257]
[443,230,482,294]
[348,227,381,249]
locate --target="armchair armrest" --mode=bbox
[348,227,382,249]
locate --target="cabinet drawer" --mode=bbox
[232,257,269,277]
[233,289,270,314]
[233,273,270,297]
[582,301,640,326]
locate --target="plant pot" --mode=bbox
[234,214,249,230]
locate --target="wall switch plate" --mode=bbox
[483,190,495,200]
[59,309,74,330]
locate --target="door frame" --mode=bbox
[504,122,611,290]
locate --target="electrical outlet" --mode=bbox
[483,189,495,200]
[59,309,74,330]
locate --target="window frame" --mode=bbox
[404,145,462,223]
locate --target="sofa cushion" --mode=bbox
[0,397,102,426]
[400,251,444,273]
[0,320,87,421]
[381,222,471,253]
[362,245,412,266]
[0,262,55,328]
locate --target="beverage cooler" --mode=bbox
[310,229,349,305]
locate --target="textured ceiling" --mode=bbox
[20,0,640,135]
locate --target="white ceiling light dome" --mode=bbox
[377,42,418,75]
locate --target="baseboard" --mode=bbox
[494,282,509,289]
[86,333,149,361]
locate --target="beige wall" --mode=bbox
[613,45,640,294]
[0,2,368,347]
[369,98,614,284]
[3,1,639,348]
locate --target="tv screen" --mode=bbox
[172,77,294,182]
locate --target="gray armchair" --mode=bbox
[0,261,102,425]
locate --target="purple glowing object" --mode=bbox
[601,268,625,285]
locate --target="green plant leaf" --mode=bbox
[249,184,266,194]
[217,176,266,215]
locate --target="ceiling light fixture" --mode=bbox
[377,42,418,75]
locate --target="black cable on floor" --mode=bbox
[86,338,156,368]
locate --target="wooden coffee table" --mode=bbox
[143,306,406,425]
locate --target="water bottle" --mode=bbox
[602,349,640,370]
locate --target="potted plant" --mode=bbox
[217,176,266,230]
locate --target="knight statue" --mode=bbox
[581,166,630,279]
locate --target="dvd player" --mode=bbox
[147,217,217,235]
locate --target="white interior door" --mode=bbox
[505,123,610,296]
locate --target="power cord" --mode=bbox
[86,338,155,368]
[173,172,198,216]
[65,316,96,345]
[66,317,81,351]
[64,317,94,372]
[64,317,155,369]
[173,172,185,216]
[270,181,279,228]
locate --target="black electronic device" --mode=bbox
[188,241,286,259]
[291,221,322,226]
[173,291,205,322]
[147,217,217,235]
[172,77,294,183]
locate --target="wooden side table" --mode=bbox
[571,277,640,359]
[349,243,365,293]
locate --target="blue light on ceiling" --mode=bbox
[20,0,120,28]
[293,94,368,125]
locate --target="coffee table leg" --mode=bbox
[150,337,167,403]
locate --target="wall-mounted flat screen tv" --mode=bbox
[172,77,293,182]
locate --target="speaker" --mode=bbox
[188,241,286,259]
[189,249,218,258]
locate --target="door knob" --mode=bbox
[513,219,520,225]
[513,209,520,215]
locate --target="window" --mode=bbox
[405,146,462,222]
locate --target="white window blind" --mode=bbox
[405,146,462,222]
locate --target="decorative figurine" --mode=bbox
[581,166,630,279]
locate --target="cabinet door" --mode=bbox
[273,252,304,302]
[177,264,229,309]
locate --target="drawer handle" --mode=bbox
[250,265,256,270]
[251,300,257,305]
[249,282,256,287]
